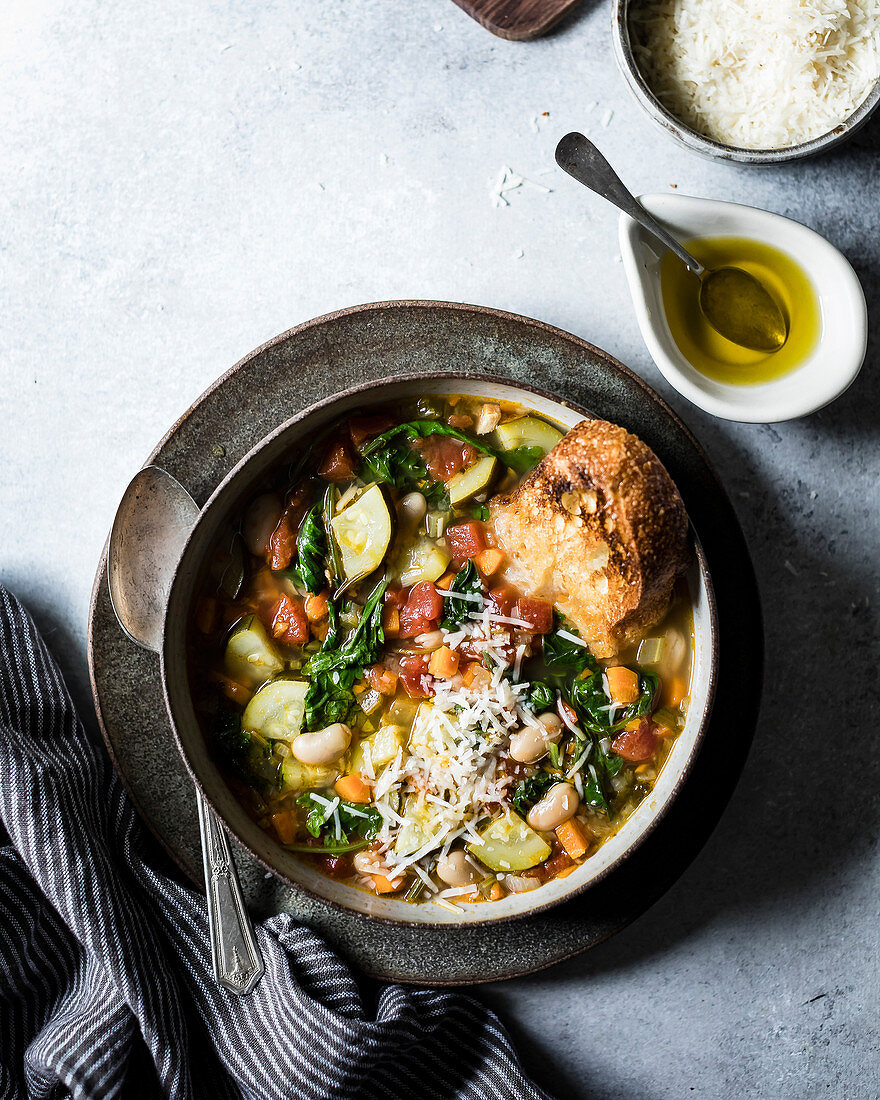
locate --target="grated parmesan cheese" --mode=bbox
[631,0,880,148]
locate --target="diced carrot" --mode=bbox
[428,645,460,679]
[556,819,592,861]
[353,683,367,695]
[195,596,218,634]
[461,662,490,690]
[556,863,580,878]
[370,872,403,895]
[435,571,456,591]
[211,672,253,707]
[606,666,640,705]
[366,664,398,695]
[488,882,505,901]
[334,774,373,803]
[270,811,297,846]
[655,724,676,739]
[662,675,687,709]
[624,718,642,733]
[381,605,400,638]
[304,592,329,622]
[475,548,505,578]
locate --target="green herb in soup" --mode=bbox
[187,396,694,909]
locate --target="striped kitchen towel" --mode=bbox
[0,587,551,1100]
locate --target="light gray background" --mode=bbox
[1,2,878,1097]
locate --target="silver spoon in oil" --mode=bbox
[555,132,788,353]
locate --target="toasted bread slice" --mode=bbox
[489,419,690,657]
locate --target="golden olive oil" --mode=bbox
[660,237,820,385]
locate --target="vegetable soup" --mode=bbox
[187,396,694,910]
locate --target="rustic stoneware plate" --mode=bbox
[89,300,762,982]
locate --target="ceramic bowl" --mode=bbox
[612,0,880,164]
[619,193,867,422]
[158,373,718,926]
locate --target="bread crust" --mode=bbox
[489,419,690,657]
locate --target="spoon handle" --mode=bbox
[555,133,705,277]
[197,789,265,996]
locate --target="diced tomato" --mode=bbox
[366,664,399,695]
[486,584,516,617]
[383,585,411,610]
[512,597,554,633]
[318,438,357,482]
[268,593,309,646]
[398,582,443,638]
[611,719,659,763]
[445,521,488,567]
[266,489,309,571]
[348,414,395,449]
[411,436,478,481]
[317,853,354,879]
[398,654,434,699]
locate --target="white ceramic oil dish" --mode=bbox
[619,193,867,422]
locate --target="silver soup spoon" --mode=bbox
[108,464,265,996]
[555,132,788,353]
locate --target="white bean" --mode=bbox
[291,722,352,765]
[242,493,283,556]
[397,491,427,525]
[527,783,579,832]
[436,849,480,887]
[508,711,563,763]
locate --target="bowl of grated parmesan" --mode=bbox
[613,0,880,162]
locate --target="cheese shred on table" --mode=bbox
[631,0,880,149]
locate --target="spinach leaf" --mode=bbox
[568,669,659,736]
[360,418,543,487]
[524,680,556,711]
[290,503,326,594]
[302,579,388,730]
[511,772,556,816]
[543,617,600,677]
[306,578,388,676]
[500,445,545,474]
[296,794,382,846]
[440,560,483,630]
[211,709,279,787]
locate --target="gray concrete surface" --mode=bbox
[1,1,878,1096]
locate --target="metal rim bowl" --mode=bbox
[160,367,719,928]
[612,0,880,165]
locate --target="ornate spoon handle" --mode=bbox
[197,790,265,995]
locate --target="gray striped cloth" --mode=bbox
[0,587,551,1100]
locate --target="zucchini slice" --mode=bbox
[446,455,498,506]
[466,811,551,872]
[349,723,407,773]
[242,678,308,740]
[394,795,442,857]
[279,757,338,793]
[492,417,563,455]
[398,539,451,586]
[224,616,285,689]
[330,483,393,583]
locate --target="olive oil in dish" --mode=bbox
[660,236,820,385]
